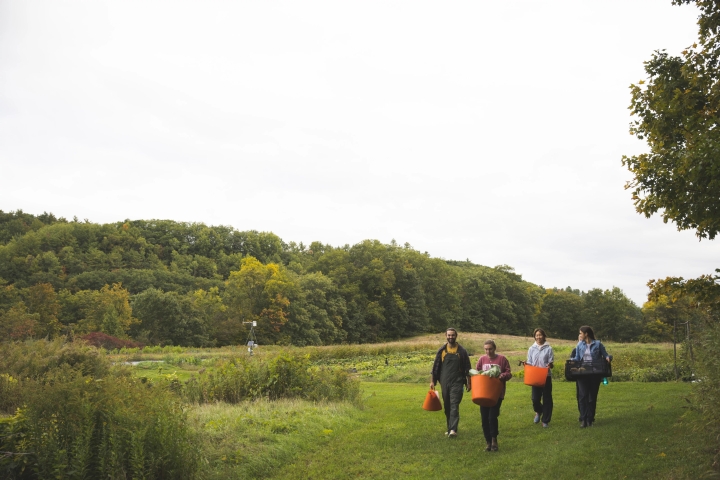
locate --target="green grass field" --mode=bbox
[113,335,714,479]
[3,335,713,479]
[187,381,715,479]
[116,332,681,385]
[263,382,713,479]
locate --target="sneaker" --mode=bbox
[533,413,540,424]
[448,430,457,438]
[542,423,549,428]
[444,431,449,436]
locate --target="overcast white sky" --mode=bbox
[1,0,718,306]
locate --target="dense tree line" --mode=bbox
[0,210,646,346]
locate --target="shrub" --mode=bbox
[610,364,685,382]
[80,331,142,350]
[180,351,360,404]
[267,353,309,400]
[0,374,21,413]
[689,321,720,470]
[0,367,199,479]
[306,367,361,403]
[0,337,109,382]
[0,339,200,479]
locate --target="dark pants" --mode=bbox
[480,398,503,442]
[531,376,553,424]
[575,381,581,421]
[441,381,464,433]
[577,375,602,423]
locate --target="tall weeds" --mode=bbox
[0,339,199,479]
[690,321,720,471]
[0,337,109,383]
[181,352,360,405]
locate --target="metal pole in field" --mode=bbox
[244,320,258,355]
[673,318,678,381]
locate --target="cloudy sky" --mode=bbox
[1,0,718,306]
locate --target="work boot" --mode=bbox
[491,437,498,451]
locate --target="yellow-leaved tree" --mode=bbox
[223,257,294,345]
[75,283,138,337]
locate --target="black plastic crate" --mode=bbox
[564,359,612,381]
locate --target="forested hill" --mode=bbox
[0,210,644,347]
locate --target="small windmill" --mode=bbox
[244,320,258,355]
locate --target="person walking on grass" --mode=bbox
[476,339,512,451]
[430,328,471,438]
[570,332,582,423]
[572,325,612,428]
[524,328,554,428]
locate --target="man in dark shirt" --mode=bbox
[430,328,471,438]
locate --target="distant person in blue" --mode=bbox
[570,332,582,422]
[525,328,554,427]
[572,325,612,428]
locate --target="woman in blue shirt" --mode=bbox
[572,325,612,428]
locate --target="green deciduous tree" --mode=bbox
[131,288,209,346]
[190,287,230,346]
[277,272,348,346]
[457,264,540,336]
[538,289,585,340]
[0,304,39,339]
[414,256,462,332]
[581,287,642,342]
[0,280,21,312]
[223,257,293,344]
[75,283,138,337]
[640,285,701,343]
[23,283,62,337]
[625,3,720,467]
[0,209,63,244]
[623,0,720,239]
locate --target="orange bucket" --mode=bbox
[470,375,502,407]
[523,364,549,387]
[423,390,442,411]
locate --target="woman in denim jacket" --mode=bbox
[572,325,612,428]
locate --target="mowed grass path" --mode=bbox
[270,381,713,479]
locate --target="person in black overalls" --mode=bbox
[430,328,471,438]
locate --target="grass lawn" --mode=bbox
[115,336,709,478]
[130,360,199,383]
[190,399,364,480]
[266,381,714,479]
[118,333,677,386]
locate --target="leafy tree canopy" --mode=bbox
[623,0,720,239]
[0,210,651,346]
